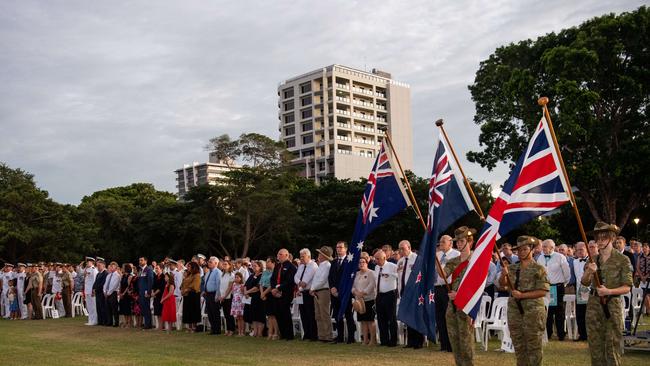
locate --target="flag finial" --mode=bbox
[435,118,444,127]
[538,97,549,106]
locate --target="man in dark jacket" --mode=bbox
[328,241,356,343]
[92,257,108,326]
[137,257,154,329]
[271,248,297,340]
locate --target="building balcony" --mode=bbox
[336,135,352,142]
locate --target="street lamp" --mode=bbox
[634,217,640,238]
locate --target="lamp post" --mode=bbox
[634,217,640,238]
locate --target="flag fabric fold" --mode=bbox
[454,114,571,319]
[337,141,410,319]
[397,131,474,340]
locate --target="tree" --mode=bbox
[468,6,650,229]
[205,134,240,167]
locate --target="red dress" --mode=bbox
[161,286,176,323]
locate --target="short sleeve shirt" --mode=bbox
[585,251,633,289]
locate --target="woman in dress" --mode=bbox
[230,272,245,336]
[118,263,133,328]
[352,256,377,345]
[131,265,142,328]
[219,260,236,336]
[151,264,166,330]
[160,272,177,332]
[244,261,265,337]
[181,261,202,332]
[260,257,277,340]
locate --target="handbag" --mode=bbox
[352,296,366,314]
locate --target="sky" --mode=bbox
[1,0,645,204]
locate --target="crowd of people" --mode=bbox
[1,222,649,366]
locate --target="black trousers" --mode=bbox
[331,294,356,342]
[434,285,452,351]
[299,291,317,340]
[546,283,566,340]
[96,292,107,326]
[205,292,221,334]
[276,297,294,340]
[376,290,397,346]
[407,326,424,347]
[222,298,235,332]
[106,293,118,326]
[576,303,587,340]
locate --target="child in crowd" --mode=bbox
[160,273,177,332]
[230,272,245,336]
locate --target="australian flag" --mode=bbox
[397,131,474,340]
[337,141,410,319]
[454,114,571,319]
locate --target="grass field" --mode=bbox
[0,318,648,366]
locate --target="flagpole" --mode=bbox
[435,119,485,220]
[380,128,452,292]
[538,96,609,318]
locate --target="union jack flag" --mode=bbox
[454,114,571,318]
[398,131,474,339]
[337,141,410,319]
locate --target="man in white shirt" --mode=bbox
[294,248,318,341]
[397,240,423,349]
[537,239,571,341]
[311,246,333,342]
[573,242,589,341]
[15,263,27,319]
[374,250,398,347]
[170,260,183,299]
[434,234,459,352]
[103,261,121,327]
[83,257,99,325]
[51,263,65,317]
[1,264,15,319]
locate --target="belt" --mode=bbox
[378,289,397,295]
[551,283,565,286]
[434,285,447,289]
[313,288,328,292]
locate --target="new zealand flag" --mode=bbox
[397,131,474,339]
[337,141,410,319]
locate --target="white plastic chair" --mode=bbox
[200,297,210,332]
[483,296,508,351]
[563,294,577,340]
[42,294,54,319]
[475,295,492,343]
[72,292,86,317]
[176,297,184,330]
[630,288,644,325]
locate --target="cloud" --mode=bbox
[0,0,645,203]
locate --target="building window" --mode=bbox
[302,122,313,132]
[301,96,312,106]
[300,82,311,94]
[286,138,295,148]
[302,135,313,144]
[283,88,294,99]
[284,114,295,124]
[318,162,325,171]
[301,109,312,119]
[284,101,294,111]
[284,126,295,136]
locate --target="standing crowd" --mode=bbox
[1,221,649,366]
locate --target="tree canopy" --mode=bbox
[468,6,649,228]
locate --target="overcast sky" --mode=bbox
[1,0,645,204]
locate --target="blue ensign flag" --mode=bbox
[397,131,474,340]
[337,141,410,320]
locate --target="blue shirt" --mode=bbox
[204,268,222,293]
[260,270,272,288]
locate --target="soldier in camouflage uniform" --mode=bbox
[499,236,549,366]
[445,226,477,366]
[581,222,632,366]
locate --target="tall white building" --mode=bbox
[278,64,412,182]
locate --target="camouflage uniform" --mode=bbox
[61,270,73,317]
[582,250,632,366]
[30,271,43,319]
[444,256,474,366]
[507,261,549,366]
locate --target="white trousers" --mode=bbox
[17,290,28,319]
[85,293,97,324]
[54,296,65,317]
[1,291,9,318]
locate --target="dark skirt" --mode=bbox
[118,294,132,315]
[153,295,163,316]
[356,299,376,322]
[262,289,274,316]
[182,291,201,324]
[244,294,265,323]
[24,289,32,305]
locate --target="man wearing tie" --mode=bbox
[328,241,356,344]
[203,256,222,335]
[434,234,459,352]
[294,248,318,341]
[374,249,398,347]
[103,261,121,327]
[92,257,108,326]
[397,240,423,349]
[270,248,297,340]
[137,257,154,329]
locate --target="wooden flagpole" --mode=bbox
[380,129,452,292]
[538,97,609,317]
[435,119,523,313]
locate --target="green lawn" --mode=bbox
[0,318,647,366]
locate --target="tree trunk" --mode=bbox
[242,211,251,258]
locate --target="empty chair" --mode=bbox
[483,296,509,351]
[563,294,577,340]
